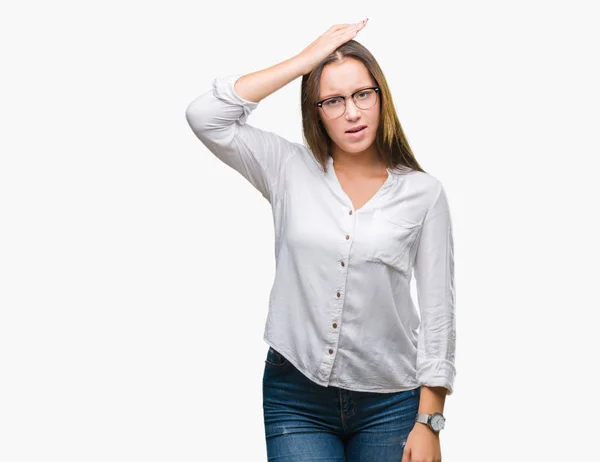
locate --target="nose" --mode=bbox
[344,98,361,120]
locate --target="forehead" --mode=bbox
[319,58,375,96]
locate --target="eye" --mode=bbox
[356,90,372,99]
[324,97,342,106]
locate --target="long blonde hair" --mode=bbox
[300,40,425,174]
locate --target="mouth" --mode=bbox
[345,125,367,134]
[345,125,367,138]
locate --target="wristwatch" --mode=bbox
[415,412,446,432]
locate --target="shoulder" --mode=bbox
[392,169,450,215]
[397,169,444,194]
[285,142,324,172]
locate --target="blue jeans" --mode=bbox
[262,346,421,461]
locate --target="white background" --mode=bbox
[1,0,598,460]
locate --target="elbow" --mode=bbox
[185,93,211,134]
[184,92,235,150]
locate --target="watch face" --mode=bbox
[431,414,445,431]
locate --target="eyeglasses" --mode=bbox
[315,86,380,119]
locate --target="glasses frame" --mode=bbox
[315,86,380,119]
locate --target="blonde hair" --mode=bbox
[300,40,425,174]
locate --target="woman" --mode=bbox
[185,19,455,462]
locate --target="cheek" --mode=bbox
[320,120,340,139]
[370,106,380,127]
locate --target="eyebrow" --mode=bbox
[319,85,375,100]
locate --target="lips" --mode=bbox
[346,125,367,133]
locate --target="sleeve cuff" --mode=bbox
[212,74,259,124]
[416,358,456,396]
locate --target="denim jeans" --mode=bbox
[262,346,421,461]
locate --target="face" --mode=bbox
[318,58,380,159]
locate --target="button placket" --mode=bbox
[329,207,355,363]
[321,204,355,379]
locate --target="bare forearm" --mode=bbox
[417,386,447,414]
[233,55,307,103]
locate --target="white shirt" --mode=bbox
[185,74,456,395]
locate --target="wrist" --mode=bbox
[415,421,440,436]
[290,54,312,76]
[415,412,446,433]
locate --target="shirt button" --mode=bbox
[333,323,337,328]
[340,261,345,267]
[336,291,341,297]
[345,234,350,240]
[349,210,353,215]
[329,349,334,354]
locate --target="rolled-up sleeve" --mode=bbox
[413,182,456,395]
[184,73,295,204]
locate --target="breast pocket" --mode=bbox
[365,212,422,273]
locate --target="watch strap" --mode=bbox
[416,412,445,431]
[415,413,431,425]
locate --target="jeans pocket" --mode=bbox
[265,346,289,368]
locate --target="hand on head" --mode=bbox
[295,19,369,75]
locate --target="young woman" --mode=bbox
[185,19,455,462]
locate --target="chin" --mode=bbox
[345,146,367,154]
[339,140,375,153]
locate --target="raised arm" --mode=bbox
[233,20,368,103]
[413,181,456,396]
[184,61,303,204]
[184,21,368,204]
[233,56,306,103]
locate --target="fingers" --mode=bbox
[346,19,367,39]
[348,18,368,38]
[330,18,368,33]
[329,24,351,33]
[336,21,368,40]
[401,446,411,462]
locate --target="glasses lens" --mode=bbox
[322,97,345,118]
[354,89,378,110]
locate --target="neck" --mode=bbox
[331,146,383,172]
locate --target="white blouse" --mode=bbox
[185,74,456,395]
